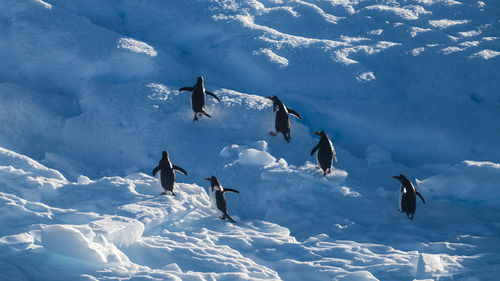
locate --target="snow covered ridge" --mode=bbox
[1,0,500,279]
[0,0,499,174]
[2,146,500,280]
[417,160,500,203]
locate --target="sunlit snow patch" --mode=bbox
[253,48,289,67]
[469,49,500,60]
[42,224,132,266]
[335,271,379,281]
[33,0,52,9]
[239,149,277,167]
[417,161,500,203]
[356,72,376,82]
[118,38,158,57]
[429,19,469,29]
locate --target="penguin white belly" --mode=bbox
[399,187,407,211]
[208,188,218,212]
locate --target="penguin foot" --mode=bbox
[219,215,226,220]
[159,191,167,195]
[269,132,277,136]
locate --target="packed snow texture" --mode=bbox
[0,0,499,280]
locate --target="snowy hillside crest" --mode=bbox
[1,0,499,280]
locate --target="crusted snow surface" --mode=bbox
[0,0,499,280]
[2,146,500,280]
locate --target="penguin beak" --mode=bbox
[392,176,398,179]
[266,96,272,100]
[312,132,320,135]
[203,178,210,181]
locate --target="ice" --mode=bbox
[417,161,500,203]
[238,148,277,167]
[0,0,499,280]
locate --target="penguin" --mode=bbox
[392,174,426,220]
[179,76,221,121]
[152,151,188,196]
[310,131,337,178]
[266,96,301,142]
[204,176,239,223]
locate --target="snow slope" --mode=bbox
[2,145,500,280]
[0,0,499,280]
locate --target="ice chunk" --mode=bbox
[336,271,379,281]
[238,149,276,166]
[417,161,500,203]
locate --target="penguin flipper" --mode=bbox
[206,91,221,102]
[201,110,212,118]
[416,191,426,204]
[286,107,302,119]
[223,188,239,193]
[152,166,161,176]
[172,165,188,175]
[179,86,193,92]
[310,144,320,156]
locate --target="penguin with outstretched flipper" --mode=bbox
[179,76,221,121]
[311,131,337,178]
[266,96,301,142]
[392,174,425,220]
[152,151,187,196]
[204,176,239,223]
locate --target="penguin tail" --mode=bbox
[193,114,198,121]
[224,214,236,223]
[170,190,176,196]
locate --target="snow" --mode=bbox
[238,148,277,167]
[0,0,500,280]
[429,19,469,29]
[417,161,500,203]
[469,49,500,59]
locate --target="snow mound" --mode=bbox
[417,161,500,203]
[238,148,276,166]
[336,271,379,281]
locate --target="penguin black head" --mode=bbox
[204,176,220,188]
[266,96,279,103]
[197,76,204,84]
[312,131,326,137]
[162,150,169,158]
[392,174,409,183]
